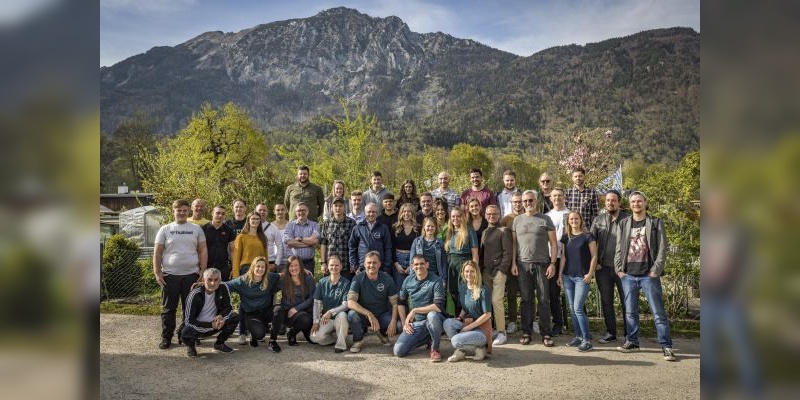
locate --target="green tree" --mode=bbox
[448,143,494,190]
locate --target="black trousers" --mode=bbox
[180,313,239,345]
[160,273,199,340]
[547,261,564,330]
[506,273,519,322]
[274,306,312,337]
[517,261,551,337]
[244,305,282,341]
[596,265,627,336]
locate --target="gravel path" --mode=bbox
[100,314,699,399]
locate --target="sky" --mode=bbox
[100,0,699,67]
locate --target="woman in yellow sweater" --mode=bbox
[232,212,269,278]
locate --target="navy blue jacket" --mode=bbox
[349,220,393,273]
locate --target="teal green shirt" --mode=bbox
[314,276,351,312]
[348,271,397,316]
[458,282,491,319]
[399,273,445,321]
[224,273,280,313]
[448,228,478,255]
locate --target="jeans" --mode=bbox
[443,318,487,352]
[563,275,591,340]
[393,250,411,289]
[621,274,672,347]
[160,272,199,340]
[310,312,350,350]
[348,309,393,342]
[393,312,444,357]
[517,261,551,336]
[596,265,626,337]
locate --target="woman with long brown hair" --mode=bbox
[276,256,316,346]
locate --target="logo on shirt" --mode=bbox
[334,288,343,298]
[376,283,385,292]
[373,232,381,239]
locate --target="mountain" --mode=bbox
[100,7,699,163]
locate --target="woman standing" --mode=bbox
[225,256,282,352]
[391,203,420,288]
[277,256,316,346]
[445,207,479,317]
[409,218,448,281]
[272,204,291,271]
[443,260,493,362]
[310,256,351,352]
[558,211,597,352]
[467,198,489,248]
[433,199,449,241]
[396,179,420,213]
[231,212,269,345]
[323,180,350,221]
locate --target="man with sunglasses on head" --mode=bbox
[537,172,555,214]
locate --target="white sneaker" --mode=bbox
[447,349,466,362]
[237,334,248,345]
[506,321,517,334]
[350,340,364,353]
[474,346,487,361]
[493,332,507,345]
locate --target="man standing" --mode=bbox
[590,190,629,343]
[347,190,366,224]
[283,202,320,274]
[537,173,555,214]
[188,198,209,225]
[377,193,398,228]
[431,171,461,211]
[497,170,521,218]
[511,190,558,347]
[500,192,524,334]
[256,203,282,271]
[202,205,235,280]
[225,199,248,237]
[615,191,676,361]
[480,205,513,345]
[362,171,393,209]
[416,192,435,225]
[347,252,399,353]
[320,197,357,278]
[153,199,207,350]
[284,165,325,222]
[545,188,570,336]
[181,268,239,357]
[349,203,393,275]
[393,255,446,361]
[460,167,496,213]
[564,167,600,229]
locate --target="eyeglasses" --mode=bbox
[540,179,551,183]
[522,199,536,203]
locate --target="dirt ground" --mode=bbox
[100,314,700,399]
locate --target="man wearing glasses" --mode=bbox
[537,172,555,214]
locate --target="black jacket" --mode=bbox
[614,215,668,276]
[184,284,235,333]
[590,210,630,264]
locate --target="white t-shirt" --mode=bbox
[155,221,206,275]
[262,221,284,264]
[546,208,571,256]
[197,292,217,323]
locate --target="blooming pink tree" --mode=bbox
[547,128,620,187]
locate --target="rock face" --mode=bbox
[101,7,699,162]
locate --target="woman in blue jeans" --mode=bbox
[557,212,597,352]
[443,260,492,362]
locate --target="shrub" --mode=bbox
[101,234,142,299]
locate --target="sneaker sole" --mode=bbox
[617,347,640,353]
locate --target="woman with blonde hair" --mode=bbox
[445,207,479,316]
[224,256,283,352]
[558,211,597,352]
[231,211,269,344]
[323,180,350,221]
[391,203,420,288]
[443,260,493,362]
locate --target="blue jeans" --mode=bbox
[443,318,487,352]
[348,309,393,342]
[393,312,444,356]
[393,250,411,289]
[563,275,591,340]
[621,274,672,347]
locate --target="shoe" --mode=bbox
[334,347,345,353]
[350,340,364,353]
[377,331,391,346]
[551,327,562,337]
[267,340,281,353]
[566,337,582,347]
[287,330,298,346]
[492,329,499,339]
[617,341,640,352]
[447,349,466,362]
[506,321,517,334]
[578,341,593,352]
[159,339,171,349]
[195,338,202,346]
[213,343,234,354]
[430,349,442,362]
[519,334,532,345]
[542,336,554,347]
[250,339,259,348]
[492,332,507,345]
[302,331,313,343]
[663,347,677,361]
[237,334,248,345]
[598,333,617,344]
[474,346,487,361]
[186,344,197,357]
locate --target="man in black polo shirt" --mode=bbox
[202,205,235,280]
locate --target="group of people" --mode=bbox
[152,165,677,362]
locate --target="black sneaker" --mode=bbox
[617,341,640,352]
[287,331,298,346]
[186,345,197,357]
[278,326,287,336]
[159,339,171,350]
[334,347,345,353]
[250,339,259,348]
[213,343,234,354]
[598,333,617,344]
[268,340,282,353]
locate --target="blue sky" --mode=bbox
[100,0,699,67]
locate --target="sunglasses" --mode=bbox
[522,199,536,203]
[540,179,551,183]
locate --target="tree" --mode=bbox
[544,127,621,187]
[111,111,158,190]
[448,143,494,190]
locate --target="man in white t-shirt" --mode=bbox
[545,187,570,336]
[154,199,208,350]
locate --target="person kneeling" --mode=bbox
[393,255,446,362]
[310,256,351,353]
[181,268,239,357]
[444,261,493,362]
